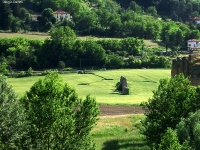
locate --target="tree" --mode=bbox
[142,74,198,148]
[58,60,66,70]
[0,3,12,30]
[120,38,144,56]
[158,128,182,150]
[0,75,29,149]
[176,110,200,149]
[20,73,99,149]
[50,26,76,44]
[11,17,21,32]
[73,11,98,35]
[38,8,56,31]
[146,6,158,17]
[0,56,9,75]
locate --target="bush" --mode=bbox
[63,67,73,71]
[78,70,85,74]
[27,67,33,76]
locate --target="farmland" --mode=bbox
[7,69,171,105]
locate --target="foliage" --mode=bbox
[50,26,76,44]
[0,37,172,70]
[158,128,182,150]
[0,75,29,149]
[20,73,99,149]
[58,60,66,70]
[176,110,200,149]
[158,128,191,150]
[27,67,33,76]
[142,74,198,148]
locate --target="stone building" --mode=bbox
[171,54,200,86]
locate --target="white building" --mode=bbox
[187,39,200,50]
[53,10,72,22]
[190,17,200,24]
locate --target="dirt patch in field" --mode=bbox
[99,105,145,116]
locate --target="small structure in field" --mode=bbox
[116,76,129,95]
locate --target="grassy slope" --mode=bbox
[0,32,50,40]
[0,33,161,48]
[7,69,170,105]
[92,115,149,150]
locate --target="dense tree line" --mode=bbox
[116,0,200,22]
[0,27,172,73]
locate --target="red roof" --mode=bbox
[188,39,200,42]
[53,10,69,14]
[190,17,200,21]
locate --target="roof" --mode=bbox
[187,39,200,42]
[190,17,200,21]
[53,10,70,14]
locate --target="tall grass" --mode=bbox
[92,115,150,150]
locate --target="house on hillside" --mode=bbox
[53,10,72,22]
[187,39,200,51]
[190,17,200,25]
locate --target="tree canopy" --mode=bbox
[142,74,199,148]
[0,73,99,149]
[20,73,99,149]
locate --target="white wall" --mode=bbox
[54,13,72,22]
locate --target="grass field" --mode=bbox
[7,69,171,105]
[0,32,50,40]
[92,115,149,150]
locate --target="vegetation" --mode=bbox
[1,0,200,149]
[0,73,99,149]
[142,74,200,149]
[7,69,171,104]
[0,0,199,52]
[176,110,200,150]
[92,115,149,150]
[0,36,172,72]
[0,75,27,149]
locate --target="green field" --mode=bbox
[7,69,171,105]
[92,115,148,150]
[0,32,50,40]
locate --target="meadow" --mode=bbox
[7,69,171,105]
[92,115,149,150]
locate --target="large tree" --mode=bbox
[20,73,99,149]
[142,74,199,148]
[0,75,29,149]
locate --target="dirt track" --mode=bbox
[99,105,145,116]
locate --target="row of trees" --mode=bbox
[0,27,172,73]
[0,73,99,149]
[142,74,200,149]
